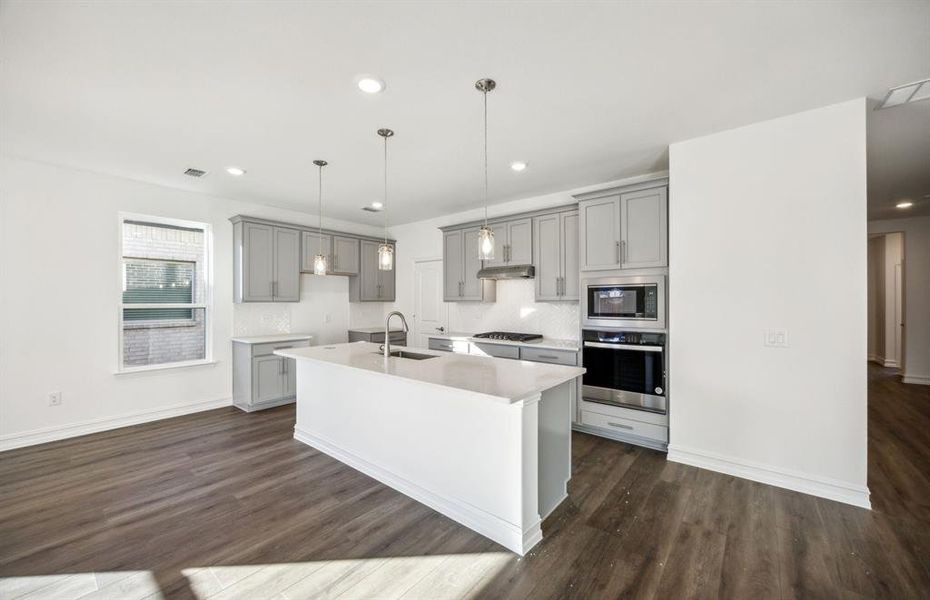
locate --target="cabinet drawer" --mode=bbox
[520,347,577,366]
[368,331,407,344]
[580,410,668,443]
[428,338,469,353]
[252,339,310,357]
[470,342,520,360]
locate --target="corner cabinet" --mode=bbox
[443,227,496,302]
[349,239,396,302]
[233,218,301,302]
[577,180,668,272]
[533,210,579,301]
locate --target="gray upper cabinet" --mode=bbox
[620,187,668,269]
[579,195,621,271]
[331,235,360,275]
[233,219,300,302]
[444,227,495,302]
[577,181,668,272]
[484,218,533,267]
[350,239,396,302]
[301,231,332,273]
[533,210,579,301]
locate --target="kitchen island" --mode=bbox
[275,341,585,555]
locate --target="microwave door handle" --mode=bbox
[583,342,664,352]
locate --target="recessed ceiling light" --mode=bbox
[896,201,913,209]
[356,76,385,94]
[510,161,528,172]
[226,166,246,176]
[371,201,383,209]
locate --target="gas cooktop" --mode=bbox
[473,331,543,342]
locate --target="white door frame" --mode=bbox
[412,258,448,348]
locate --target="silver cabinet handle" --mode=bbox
[621,240,627,264]
[436,326,445,332]
[537,355,559,360]
[274,345,294,351]
[615,241,620,263]
[608,421,634,430]
[584,341,664,351]
[269,281,274,296]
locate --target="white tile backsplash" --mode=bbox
[451,279,580,340]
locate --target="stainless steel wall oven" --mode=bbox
[582,329,667,414]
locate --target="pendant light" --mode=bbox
[377,128,394,271]
[476,78,496,261]
[312,160,328,275]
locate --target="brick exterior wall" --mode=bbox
[122,222,206,366]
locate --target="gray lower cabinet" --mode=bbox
[233,337,310,411]
[577,181,668,272]
[350,240,396,302]
[233,219,301,302]
[443,228,496,302]
[533,210,579,301]
[348,330,407,345]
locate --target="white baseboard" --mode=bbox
[0,397,232,452]
[667,444,871,510]
[294,426,536,555]
[883,359,900,368]
[903,374,930,386]
[867,354,882,364]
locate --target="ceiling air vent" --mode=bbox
[877,78,930,110]
[184,168,207,178]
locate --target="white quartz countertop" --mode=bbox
[231,333,313,344]
[275,342,584,403]
[427,331,580,352]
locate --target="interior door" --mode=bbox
[414,259,448,348]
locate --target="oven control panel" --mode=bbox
[583,329,665,346]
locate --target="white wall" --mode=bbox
[869,216,930,385]
[0,156,383,447]
[667,98,870,508]
[387,173,666,342]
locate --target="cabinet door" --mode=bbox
[620,187,668,269]
[443,230,464,300]
[301,231,332,273]
[378,244,396,301]
[284,358,297,396]
[461,228,486,300]
[579,195,621,270]
[506,218,533,265]
[243,222,275,301]
[481,223,507,268]
[332,236,360,275]
[560,211,580,300]
[358,240,380,301]
[534,214,562,301]
[253,355,286,404]
[273,227,301,301]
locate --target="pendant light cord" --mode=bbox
[483,88,488,227]
[383,134,388,244]
[318,164,324,255]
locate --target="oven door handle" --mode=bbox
[583,342,664,352]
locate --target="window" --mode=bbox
[119,215,213,371]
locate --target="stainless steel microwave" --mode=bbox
[582,275,666,330]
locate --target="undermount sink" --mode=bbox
[378,350,438,361]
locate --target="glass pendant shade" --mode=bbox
[313,253,328,276]
[378,243,394,271]
[478,225,495,260]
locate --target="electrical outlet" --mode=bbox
[763,329,789,348]
[324,313,332,324]
[49,391,62,406]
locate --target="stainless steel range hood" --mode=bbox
[477,265,535,280]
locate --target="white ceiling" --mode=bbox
[1,1,928,225]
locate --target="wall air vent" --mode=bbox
[876,78,930,110]
[184,168,207,178]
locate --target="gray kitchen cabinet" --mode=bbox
[484,218,533,267]
[533,210,579,301]
[331,235,360,275]
[232,335,311,411]
[620,187,668,269]
[576,181,668,272]
[301,231,332,273]
[348,329,407,345]
[578,195,621,271]
[350,239,396,302]
[443,227,496,302]
[232,218,301,303]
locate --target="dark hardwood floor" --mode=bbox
[1,364,928,599]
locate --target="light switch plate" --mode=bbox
[764,329,789,348]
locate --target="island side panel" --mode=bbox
[537,379,574,520]
[292,360,534,554]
